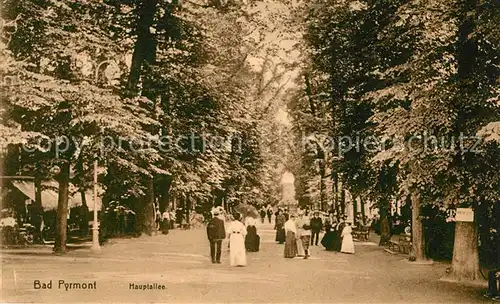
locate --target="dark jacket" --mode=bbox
[207,217,226,240]
[311,217,323,232]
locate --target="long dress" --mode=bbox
[320,223,336,251]
[228,220,247,266]
[341,225,355,254]
[245,217,260,252]
[160,212,170,234]
[284,219,298,258]
[333,223,345,252]
[275,215,286,244]
[295,227,305,256]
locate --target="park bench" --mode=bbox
[352,227,360,239]
[388,234,411,253]
[352,225,370,241]
[358,225,370,241]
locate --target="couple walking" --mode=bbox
[321,215,355,254]
[284,210,312,259]
[207,207,247,267]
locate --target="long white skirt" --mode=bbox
[341,234,355,254]
[229,234,247,266]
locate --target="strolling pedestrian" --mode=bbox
[321,216,337,251]
[333,216,347,252]
[259,207,266,224]
[155,209,162,230]
[207,208,226,264]
[267,207,273,224]
[296,210,312,259]
[284,214,298,258]
[169,209,176,229]
[311,211,323,246]
[274,210,286,244]
[245,216,260,252]
[228,212,247,267]
[160,210,170,234]
[341,221,355,254]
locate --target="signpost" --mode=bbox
[455,208,474,222]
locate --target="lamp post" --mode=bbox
[91,158,100,252]
[90,60,110,252]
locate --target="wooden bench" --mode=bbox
[352,227,361,239]
[358,225,370,241]
[352,225,370,241]
[388,234,411,253]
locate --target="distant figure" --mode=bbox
[267,207,273,224]
[284,214,298,258]
[155,209,162,230]
[207,208,226,264]
[364,216,372,227]
[259,208,266,224]
[169,210,176,230]
[160,210,170,234]
[341,222,355,254]
[228,213,247,267]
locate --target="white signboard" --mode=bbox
[455,208,474,222]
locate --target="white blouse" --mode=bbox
[245,217,258,227]
[228,220,247,236]
[284,219,297,234]
[342,225,352,236]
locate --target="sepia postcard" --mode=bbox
[1,0,499,303]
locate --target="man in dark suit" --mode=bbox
[310,211,323,246]
[207,208,226,264]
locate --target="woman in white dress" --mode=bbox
[228,213,247,266]
[295,210,306,257]
[341,222,355,254]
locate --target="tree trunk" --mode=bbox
[319,158,327,211]
[353,196,358,225]
[444,5,482,280]
[159,177,171,212]
[126,0,158,235]
[340,188,346,215]
[54,162,70,254]
[411,192,427,261]
[446,221,482,282]
[136,177,155,235]
[379,198,391,246]
[185,194,191,228]
[80,191,89,236]
[126,0,157,94]
[33,175,44,244]
[76,157,89,236]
